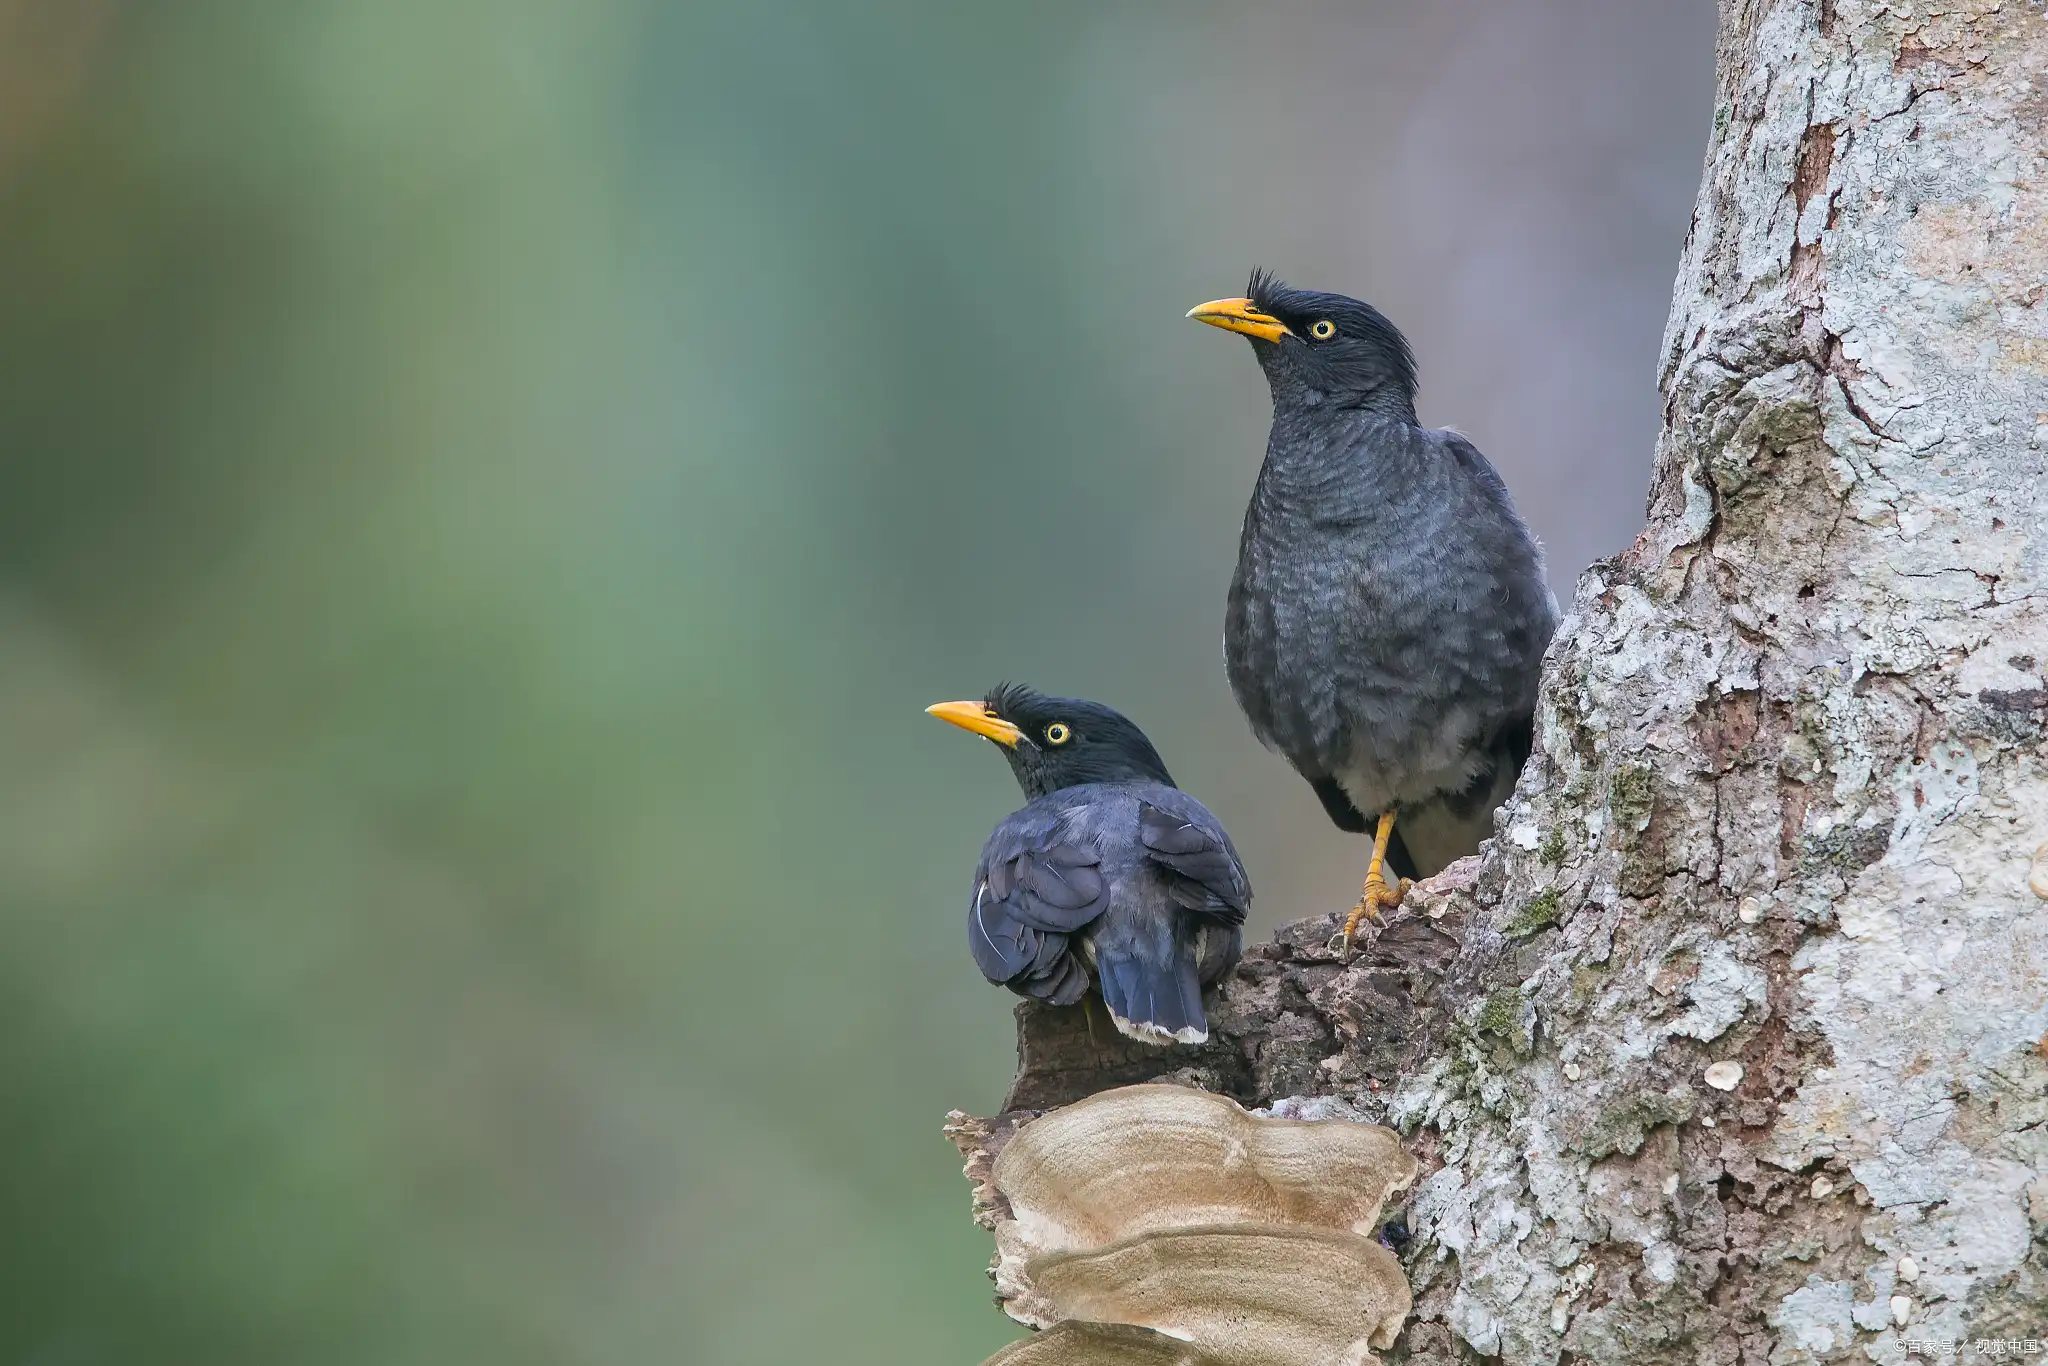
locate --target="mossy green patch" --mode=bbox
[1476,987,1519,1034]
[1473,986,1534,1058]
[1506,888,1562,939]
[1610,762,1657,837]
[1580,1089,1698,1161]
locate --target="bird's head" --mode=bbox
[925,684,1176,799]
[1188,269,1417,418]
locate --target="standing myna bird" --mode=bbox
[927,685,1249,1044]
[1190,271,1558,952]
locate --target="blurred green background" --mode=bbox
[0,2,1713,1361]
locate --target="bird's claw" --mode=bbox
[1328,874,1413,960]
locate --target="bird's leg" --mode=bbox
[1329,810,1413,958]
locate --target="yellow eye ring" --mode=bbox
[1045,723,1071,745]
[1309,319,1337,341]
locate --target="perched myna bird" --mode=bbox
[1190,271,1558,952]
[927,685,1250,1044]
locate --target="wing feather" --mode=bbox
[966,810,1110,990]
[1137,797,1251,925]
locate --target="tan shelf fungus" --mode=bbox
[981,1321,1208,1366]
[965,1083,1419,1365]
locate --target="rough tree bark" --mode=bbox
[957,3,2048,1360]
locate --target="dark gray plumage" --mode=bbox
[928,685,1248,1045]
[1193,271,1558,884]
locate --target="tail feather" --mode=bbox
[1097,945,1207,1046]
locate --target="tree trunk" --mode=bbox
[956,3,2048,1360]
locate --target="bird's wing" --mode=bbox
[1137,796,1251,925]
[967,812,1109,989]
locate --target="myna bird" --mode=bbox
[927,685,1249,1045]
[1189,271,1558,953]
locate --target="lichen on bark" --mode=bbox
[1395,2,2048,1355]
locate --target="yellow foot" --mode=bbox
[1327,872,1414,959]
[1326,809,1410,959]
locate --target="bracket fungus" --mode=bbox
[1030,1224,1409,1366]
[982,1321,1204,1366]
[962,1083,1419,1365]
[992,1083,1415,1252]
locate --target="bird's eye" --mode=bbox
[1309,319,1337,341]
[1045,723,1071,745]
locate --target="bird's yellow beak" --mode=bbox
[926,699,1024,748]
[1186,296,1292,343]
